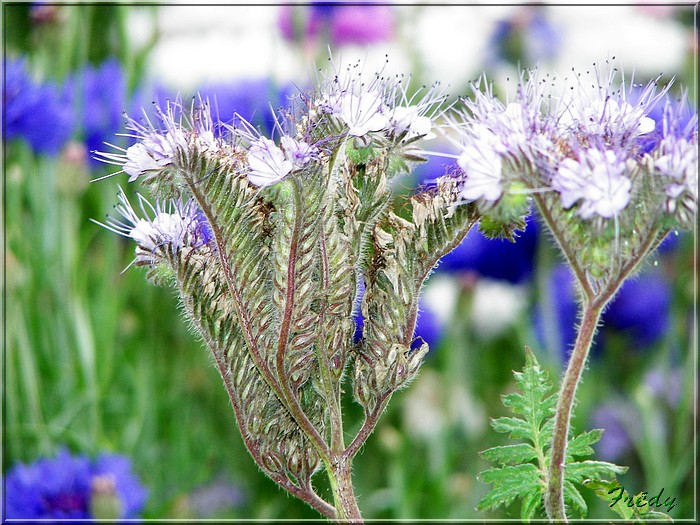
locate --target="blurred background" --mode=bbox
[3,1,697,520]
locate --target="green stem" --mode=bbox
[544,297,604,521]
[326,456,364,522]
[544,225,666,521]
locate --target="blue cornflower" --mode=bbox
[602,270,671,347]
[589,403,636,461]
[5,57,75,155]
[436,213,539,284]
[2,448,147,520]
[535,264,673,364]
[197,78,297,136]
[64,58,128,167]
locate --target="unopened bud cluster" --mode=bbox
[96,60,478,516]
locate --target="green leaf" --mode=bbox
[489,416,533,439]
[478,349,629,520]
[563,479,587,518]
[566,460,628,484]
[480,443,538,465]
[477,464,541,511]
[520,489,543,522]
[566,428,604,458]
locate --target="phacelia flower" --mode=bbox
[390,105,435,140]
[247,137,294,187]
[95,99,217,183]
[456,126,504,202]
[246,135,316,187]
[2,448,147,520]
[97,187,213,267]
[5,57,75,155]
[553,148,631,219]
[446,60,697,226]
[336,89,391,137]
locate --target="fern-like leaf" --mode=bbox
[478,348,628,521]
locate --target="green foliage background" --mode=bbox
[3,4,696,520]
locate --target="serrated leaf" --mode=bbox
[477,464,541,511]
[520,488,543,522]
[563,479,587,518]
[566,460,628,484]
[480,443,538,465]
[566,428,603,458]
[490,416,532,439]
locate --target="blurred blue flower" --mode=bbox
[3,448,147,520]
[533,263,579,361]
[632,85,697,155]
[535,264,672,364]
[590,403,636,461]
[5,57,75,155]
[64,58,128,167]
[436,213,539,284]
[486,7,561,67]
[196,79,298,136]
[603,270,671,347]
[279,3,394,46]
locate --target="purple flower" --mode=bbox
[95,98,217,184]
[2,448,147,520]
[279,3,394,46]
[64,58,127,167]
[328,4,395,46]
[97,187,213,267]
[437,213,539,284]
[590,404,636,461]
[487,7,562,66]
[5,57,75,155]
[553,148,632,219]
[446,60,697,224]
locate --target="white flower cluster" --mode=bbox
[448,61,698,222]
[318,62,443,143]
[246,135,317,188]
[96,188,211,267]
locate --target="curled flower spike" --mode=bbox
[94,187,212,267]
[94,97,219,184]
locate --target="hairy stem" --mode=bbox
[326,456,364,522]
[533,196,594,300]
[544,298,604,521]
[544,221,667,521]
